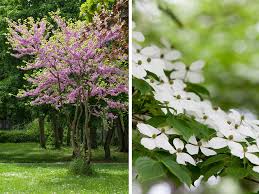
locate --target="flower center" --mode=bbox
[164,101,169,105]
[227,121,231,125]
[241,115,245,120]
[150,79,154,83]
[186,66,190,70]
[198,141,202,146]
[176,95,181,99]
[152,134,157,139]
[176,148,182,153]
[203,115,208,120]
[147,57,151,63]
[161,128,165,133]
[228,135,234,140]
[213,107,219,110]
[160,54,164,59]
[137,60,142,65]
[234,124,239,129]
[169,80,174,85]
[136,49,140,53]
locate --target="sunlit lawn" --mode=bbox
[0,143,128,193]
[0,163,128,194]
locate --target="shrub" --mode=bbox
[0,119,41,143]
[68,157,94,176]
[0,130,39,143]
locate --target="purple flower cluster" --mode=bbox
[7,14,128,111]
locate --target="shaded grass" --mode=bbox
[0,163,128,194]
[0,143,128,163]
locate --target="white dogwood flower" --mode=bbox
[207,176,221,186]
[137,123,175,152]
[185,175,204,192]
[228,142,259,165]
[170,61,205,83]
[141,45,180,62]
[228,109,257,138]
[186,136,216,156]
[170,138,196,166]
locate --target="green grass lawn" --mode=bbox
[0,143,128,193]
[0,163,128,194]
[0,143,128,163]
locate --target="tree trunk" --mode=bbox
[84,100,91,164]
[76,103,83,151]
[119,111,128,152]
[66,126,71,146]
[91,127,97,149]
[116,117,124,152]
[104,123,115,160]
[71,104,80,158]
[38,114,46,149]
[51,113,61,149]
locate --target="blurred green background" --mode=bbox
[134,0,259,117]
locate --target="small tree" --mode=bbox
[7,10,128,167]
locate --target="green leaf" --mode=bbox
[160,156,192,186]
[224,167,249,179]
[186,83,210,98]
[146,116,167,128]
[200,154,229,168]
[146,70,160,81]
[135,157,166,182]
[187,117,216,140]
[202,162,224,180]
[166,114,194,140]
[133,77,153,95]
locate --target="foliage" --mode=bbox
[132,13,259,193]
[80,0,115,22]
[6,0,128,163]
[0,129,38,143]
[69,157,94,175]
[0,0,81,126]
[134,0,259,115]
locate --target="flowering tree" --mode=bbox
[133,25,259,192]
[6,10,128,166]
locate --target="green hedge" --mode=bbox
[0,130,39,143]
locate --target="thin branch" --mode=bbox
[158,4,183,28]
[245,177,259,184]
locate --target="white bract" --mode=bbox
[133,22,259,191]
[137,123,174,151]
[170,138,196,166]
[186,136,216,156]
[170,61,205,83]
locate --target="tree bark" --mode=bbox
[83,100,91,164]
[66,126,71,146]
[76,103,83,148]
[104,122,115,160]
[119,111,128,152]
[38,114,46,149]
[51,113,61,149]
[71,103,80,157]
[91,127,97,149]
[116,117,124,152]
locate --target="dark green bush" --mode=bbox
[0,130,39,143]
[69,157,94,176]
